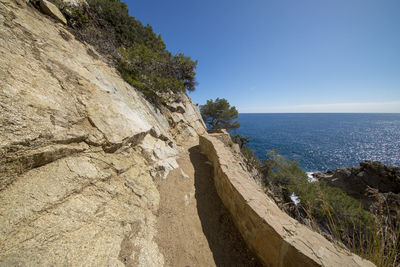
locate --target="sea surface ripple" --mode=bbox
[233,113,400,172]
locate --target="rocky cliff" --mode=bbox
[0,0,206,265]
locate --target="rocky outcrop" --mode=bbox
[199,132,375,267]
[167,93,207,144]
[314,161,400,199]
[314,161,400,226]
[0,0,205,265]
[39,0,67,24]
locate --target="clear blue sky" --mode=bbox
[123,0,400,113]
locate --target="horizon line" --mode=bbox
[238,112,400,114]
[237,101,400,114]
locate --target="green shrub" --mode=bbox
[231,134,249,148]
[263,150,377,257]
[200,98,240,130]
[264,150,307,186]
[230,134,261,169]
[69,7,89,27]
[240,145,261,169]
[117,44,196,103]
[61,0,197,104]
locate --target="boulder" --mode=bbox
[40,0,67,24]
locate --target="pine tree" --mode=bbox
[200,98,240,130]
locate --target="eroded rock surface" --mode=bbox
[0,0,205,265]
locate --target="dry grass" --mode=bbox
[295,185,400,267]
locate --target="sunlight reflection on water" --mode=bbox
[234,113,400,171]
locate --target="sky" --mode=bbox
[123,0,400,113]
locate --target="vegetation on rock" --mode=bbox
[51,0,198,103]
[262,150,399,267]
[230,134,249,148]
[200,98,260,168]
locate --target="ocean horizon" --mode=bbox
[232,113,400,172]
[239,112,400,114]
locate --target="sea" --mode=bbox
[231,113,400,172]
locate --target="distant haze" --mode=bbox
[240,101,400,113]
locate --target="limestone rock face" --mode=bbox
[168,93,207,143]
[0,0,205,265]
[139,134,180,179]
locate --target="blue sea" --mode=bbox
[232,113,400,172]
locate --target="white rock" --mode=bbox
[184,192,194,206]
[86,96,152,145]
[181,169,189,179]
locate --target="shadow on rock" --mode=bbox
[189,145,261,267]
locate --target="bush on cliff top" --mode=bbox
[199,98,260,168]
[57,0,197,103]
[200,98,240,130]
[264,151,372,218]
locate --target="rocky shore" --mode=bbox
[313,161,400,221]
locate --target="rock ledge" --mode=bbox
[199,132,375,267]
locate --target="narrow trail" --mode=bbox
[156,138,261,267]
